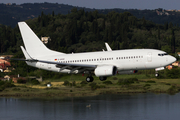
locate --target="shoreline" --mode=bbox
[0,78,180,98]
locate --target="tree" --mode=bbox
[171,29,175,53]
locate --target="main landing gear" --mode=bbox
[99,76,107,81]
[85,71,107,82]
[155,73,159,77]
[86,76,107,82]
[86,76,94,82]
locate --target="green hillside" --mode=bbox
[0,8,179,77]
[1,3,180,27]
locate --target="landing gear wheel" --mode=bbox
[99,76,107,81]
[155,73,159,77]
[86,76,94,82]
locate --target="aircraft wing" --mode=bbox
[18,46,96,73]
[38,59,96,68]
[37,59,97,73]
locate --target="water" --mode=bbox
[0,93,180,120]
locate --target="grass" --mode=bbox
[1,74,180,97]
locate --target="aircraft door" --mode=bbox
[147,52,152,62]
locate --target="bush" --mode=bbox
[63,81,76,87]
[166,68,180,79]
[112,77,118,80]
[103,81,113,85]
[117,78,138,85]
[0,81,15,91]
[3,82,15,88]
[0,86,5,91]
[144,84,151,87]
[157,68,180,79]
[89,82,97,87]
[63,80,70,86]
[167,86,177,94]
[27,79,40,85]
[89,83,100,90]
[146,80,156,83]
[12,88,21,91]
[0,81,5,86]
[80,81,88,85]
[17,79,26,84]
[72,81,76,86]
[99,85,106,88]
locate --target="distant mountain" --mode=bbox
[1,3,180,27]
[0,2,92,27]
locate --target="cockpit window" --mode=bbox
[158,53,168,56]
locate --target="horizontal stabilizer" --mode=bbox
[20,46,33,60]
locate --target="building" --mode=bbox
[172,61,180,67]
[166,65,173,70]
[0,55,13,72]
[0,59,11,72]
[41,37,51,44]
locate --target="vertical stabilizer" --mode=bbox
[18,22,64,59]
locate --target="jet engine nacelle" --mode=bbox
[94,65,117,77]
[118,70,138,74]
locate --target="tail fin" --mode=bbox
[18,22,64,59]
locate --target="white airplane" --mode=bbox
[17,22,176,82]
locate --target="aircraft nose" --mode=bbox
[170,56,176,63]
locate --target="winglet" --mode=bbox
[105,43,112,51]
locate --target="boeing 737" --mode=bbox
[17,22,176,82]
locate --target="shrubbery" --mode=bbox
[63,80,70,86]
[63,80,76,87]
[0,80,15,91]
[167,86,178,94]
[89,82,105,90]
[146,80,156,83]
[158,68,180,79]
[26,79,40,85]
[17,79,26,84]
[117,78,138,85]
[103,81,113,85]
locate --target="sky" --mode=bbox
[1,0,180,10]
